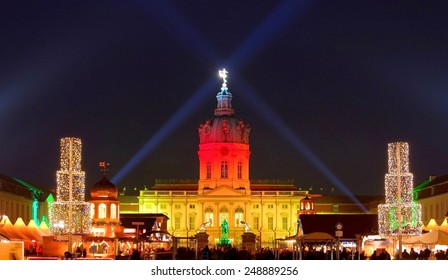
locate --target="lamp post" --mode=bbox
[335,222,343,260]
[132,222,144,252]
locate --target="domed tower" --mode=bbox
[197,69,251,193]
[89,162,120,231]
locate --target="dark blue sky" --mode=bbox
[1,0,447,196]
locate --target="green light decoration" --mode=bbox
[13,177,44,225]
[378,142,422,237]
[388,208,398,230]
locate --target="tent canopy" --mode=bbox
[403,230,448,245]
[425,219,439,231]
[297,232,335,242]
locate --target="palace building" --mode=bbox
[0,173,52,227]
[118,70,374,248]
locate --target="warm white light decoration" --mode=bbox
[49,137,91,234]
[219,68,228,90]
[378,142,422,237]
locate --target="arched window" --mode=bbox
[219,207,229,226]
[99,203,107,219]
[90,204,95,219]
[117,205,120,220]
[221,161,228,178]
[234,207,244,227]
[110,204,117,219]
[205,208,214,227]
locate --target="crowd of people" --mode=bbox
[399,247,448,260]
[124,245,448,260]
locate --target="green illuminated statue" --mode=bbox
[221,219,229,237]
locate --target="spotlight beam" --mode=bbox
[226,0,313,70]
[235,79,369,212]
[115,0,368,212]
[112,78,216,184]
[114,0,312,183]
[135,0,221,66]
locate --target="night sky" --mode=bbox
[1,0,448,196]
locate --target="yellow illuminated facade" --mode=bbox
[132,70,312,247]
[137,179,309,247]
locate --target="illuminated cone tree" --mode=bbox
[49,137,91,235]
[378,142,422,238]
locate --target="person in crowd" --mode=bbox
[423,247,431,259]
[340,247,349,260]
[129,249,141,260]
[401,249,410,260]
[428,251,436,260]
[409,247,418,260]
[201,245,211,260]
[37,246,43,256]
[378,248,391,260]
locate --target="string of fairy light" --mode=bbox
[378,142,422,237]
[49,137,91,234]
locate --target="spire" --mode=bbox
[215,68,234,116]
[99,161,110,176]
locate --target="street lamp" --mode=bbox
[132,222,144,251]
[335,222,343,260]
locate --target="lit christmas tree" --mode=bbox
[49,137,91,235]
[378,142,422,238]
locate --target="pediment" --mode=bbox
[201,185,246,197]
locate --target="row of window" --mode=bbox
[206,161,243,179]
[161,203,297,210]
[90,203,119,219]
[145,202,345,217]
[171,214,291,231]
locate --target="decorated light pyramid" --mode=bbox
[49,137,91,234]
[378,142,422,237]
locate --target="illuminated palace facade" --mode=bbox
[119,70,374,247]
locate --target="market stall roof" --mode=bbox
[425,219,439,231]
[0,218,17,240]
[25,219,51,242]
[14,218,40,241]
[440,219,448,231]
[403,230,448,245]
[0,217,31,241]
[299,214,378,238]
[39,221,50,235]
[0,217,51,242]
[297,232,335,242]
[119,213,169,238]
